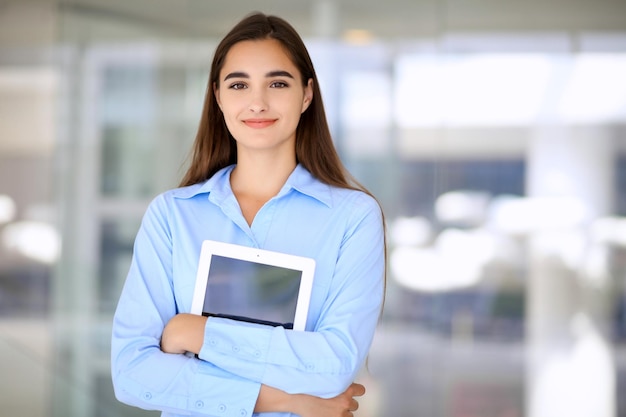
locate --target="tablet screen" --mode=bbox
[191,240,315,331]
[202,254,302,328]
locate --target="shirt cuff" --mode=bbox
[199,316,272,382]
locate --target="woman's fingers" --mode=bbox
[350,398,360,411]
[349,382,366,397]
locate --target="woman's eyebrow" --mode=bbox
[266,70,294,79]
[223,70,295,81]
[223,71,248,81]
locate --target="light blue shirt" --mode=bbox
[111,164,385,417]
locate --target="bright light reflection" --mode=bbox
[533,230,587,271]
[530,313,615,417]
[389,216,432,247]
[394,53,552,127]
[435,190,490,225]
[488,195,588,235]
[391,246,482,292]
[341,71,392,127]
[590,216,626,246]
[391,227,504,292]
[558,54,626,123]
[394,55,443,127]
[394,52,626,127]
[0,194,17,224]
[582,245,610,289]
[2,221,61,264]
[435,228,497,267]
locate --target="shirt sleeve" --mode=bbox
[110,195,261,417]
[198,193,386,398]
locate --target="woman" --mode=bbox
[111,12,385,417]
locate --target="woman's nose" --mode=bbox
[248,90,268,113]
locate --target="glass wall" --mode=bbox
[1,1,626,417]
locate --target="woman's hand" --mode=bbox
[256,383,365,417]
[292,383,366,417]
[160,313,207,354]
[163,316,367,416]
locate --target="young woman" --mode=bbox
[111,12,385,417]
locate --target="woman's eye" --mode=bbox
[270,81,288,88]
[229,82,246,90]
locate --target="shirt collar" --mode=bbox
[171,164,333,208]
[170,165,234,200]
[283,164,333,207]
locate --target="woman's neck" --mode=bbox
[230,152,297,225]
[231,153,296,195]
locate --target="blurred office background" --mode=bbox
[1,0,626,416]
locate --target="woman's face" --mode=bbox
[214,39,313,156]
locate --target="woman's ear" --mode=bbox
[301,79,313,113]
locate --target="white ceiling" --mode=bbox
[56,0,626,41]
[1,1,625,54]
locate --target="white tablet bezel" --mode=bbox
[190,240,316,331]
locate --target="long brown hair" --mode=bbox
[180,12,363,193]
[180,11,387,313]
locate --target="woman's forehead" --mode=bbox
[220,39,301,79]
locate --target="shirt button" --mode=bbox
[218,404,227,413]
[209,338,217,346]
[232,345,240,353]
[239,409,248,417]
[306,363,315,371]
[253,350,261,358]
[195,400,204,408]
[142,391,152,400]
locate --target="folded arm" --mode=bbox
[187,197,385,397]
[160,316,365,417]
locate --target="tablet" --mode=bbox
[190,240,316,331]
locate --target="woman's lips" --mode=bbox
[243,119,276,128]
